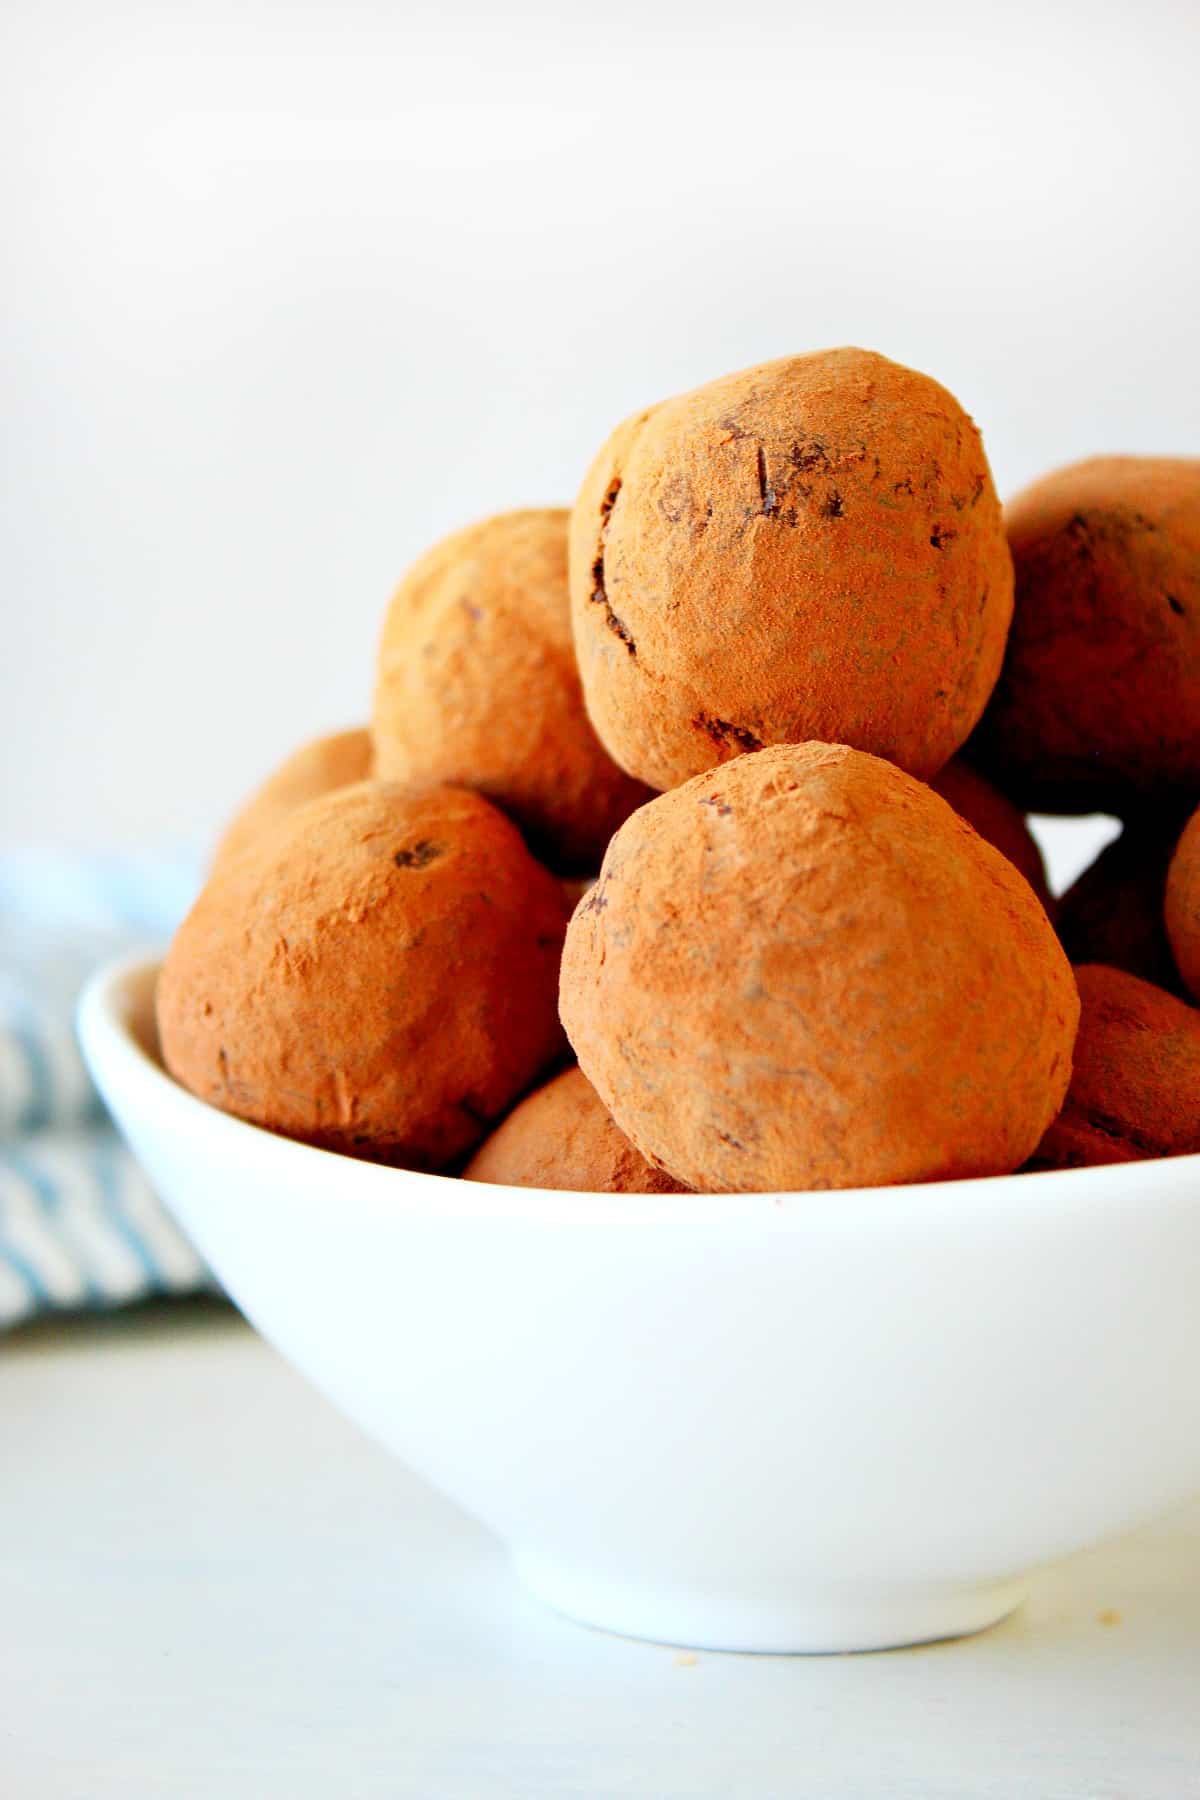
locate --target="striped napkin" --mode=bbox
[0,850,213,1329]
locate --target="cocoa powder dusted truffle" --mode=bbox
[213,727,373,871]
[560,743,1079,1193]
[464,1066,689,1193]
[1027,965,1200,1170]
[1057,824,1184,996]
[568,349,1013,791]
[372,509,653,872]
[1165,804,1200,1001]
[969,457,1200,813]
[929,758,1052,913]
[158,782,568,1169]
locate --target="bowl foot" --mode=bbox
[513,1552,1028,1654]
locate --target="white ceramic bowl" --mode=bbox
[79,953,1200,1655]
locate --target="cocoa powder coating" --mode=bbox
[158,782,568,1169]
[464,1066,689,1193]
[1165,804,1200,1001]
[929,757,1052,913]
[568,349,1013,791]
[559,743,1079,1192]
[969,456,1200,812]
[212,727,373,871]
[373,509,653,872]
[1058,824,1184,996]
[1027,965,1200,1169]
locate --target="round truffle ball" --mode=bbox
[158,782,568,1169]
[464,1066,690,1193]
[969,456,1200,813]
[1165,804,1200,1001]
[930,758,1052,913]
[568,349,1013,792]
[1058,824,1184,996]
[560,743,1079,1193]
[1026,965,1200,1170]
[373,509,653,872]
[213,727,373,871]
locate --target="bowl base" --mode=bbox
[513,1552,1028,1654]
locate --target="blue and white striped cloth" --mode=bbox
[0,850,214,1330]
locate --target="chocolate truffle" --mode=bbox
[464,1066,689,1193]
[1165,804,1200,1001]
[560,743,1079,1192]
[372,509,653,872]
[158,782,568,1169]
[568,349,1013,791]
[1027,965,1200,1169]
[969,456,1200,813]
[1058,825,1184,996]
[930,758,1052,913]
[213,728,373,871]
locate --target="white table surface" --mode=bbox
[5,1299,1200,1800]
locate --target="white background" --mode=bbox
[2,0,1197,874]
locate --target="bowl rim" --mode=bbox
[78,951,1200,1231]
